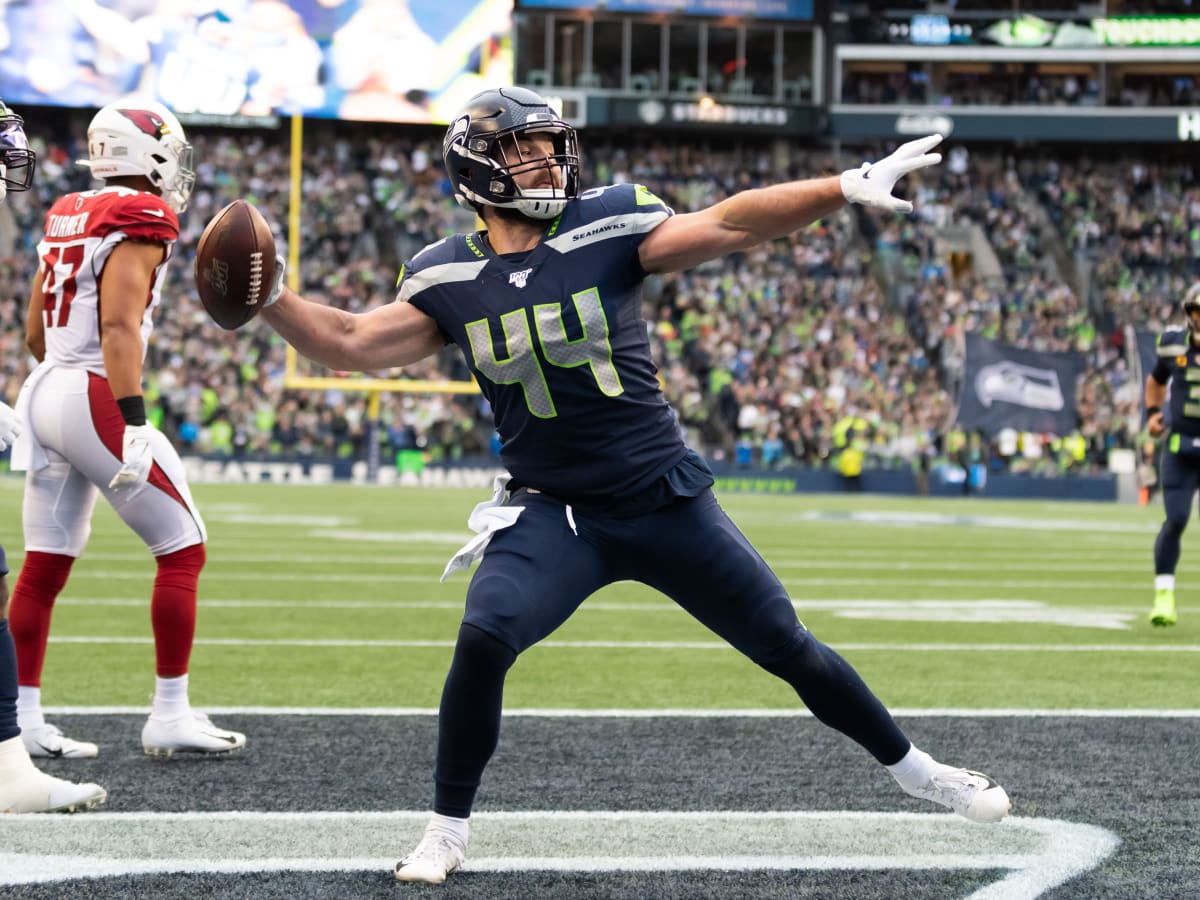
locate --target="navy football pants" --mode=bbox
[465,488,803,663]
[1155,448,1200,575]
[431,488,910,818]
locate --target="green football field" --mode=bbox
[2,477,1194,713]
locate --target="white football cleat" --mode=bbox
[903,765,1011,823]
[0,769,107,814]
[0,736,106,813]
[21,723,99,759]
[142,710,246,758]
[395,828,467,884]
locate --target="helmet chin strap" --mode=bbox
[468,189,567,221]
[514,195,567,219]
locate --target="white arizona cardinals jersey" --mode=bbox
[35,186,178,373]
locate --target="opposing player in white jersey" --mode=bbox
[0,98,106,813]
[8,98,246,760]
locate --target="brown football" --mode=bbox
[194,199,277,330]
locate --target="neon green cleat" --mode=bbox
[1150,588,1177,627]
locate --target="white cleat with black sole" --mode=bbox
[142,711,246,758]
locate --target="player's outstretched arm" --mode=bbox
[640,134,942,275]
[262,277,444,373]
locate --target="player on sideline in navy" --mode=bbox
[254,86,1011,884]
[1145,282,1200,626]
[0,99,105,814]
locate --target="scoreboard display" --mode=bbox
[0,0,514,124]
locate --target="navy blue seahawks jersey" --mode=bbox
[400,183,690,502]
[1152,326,1200,437]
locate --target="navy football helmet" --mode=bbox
[1184,282,1200,316]
[443,86,579,220]
[0,100,35,195]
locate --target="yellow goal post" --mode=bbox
[281,114,479,480]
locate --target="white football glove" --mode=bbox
[263,256,286,308]
[0,400,20,452]
[108,423,155,491]
[840,133,943,214]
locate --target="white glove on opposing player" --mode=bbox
[840,133,943,214]
[264,256,286,308]
[109,424,155,491]
[0,400,20,452]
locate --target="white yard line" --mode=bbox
[36,552,1158,572]
[46,597,1155,610]
[40,706,1200,717]
[54,545,1159,559]
[0,810,1119,900]
[32,571,1155,588]
[46,635,1200,651]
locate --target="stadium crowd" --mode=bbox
[0,113,1194,479]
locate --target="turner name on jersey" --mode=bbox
[399,183,685,502]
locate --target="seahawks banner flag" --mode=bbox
[958,334,1086,435]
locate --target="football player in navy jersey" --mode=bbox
[1145,282,1200,626]
[0,99,106,814]
[256,86,1011,884]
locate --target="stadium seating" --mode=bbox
[0,118,1187,477]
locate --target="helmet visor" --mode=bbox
[164,138,196,212]
[0,116,35,191]
[487,124,579,204]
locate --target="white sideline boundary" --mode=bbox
[42,706,1200,717]
[0,810,1120,900]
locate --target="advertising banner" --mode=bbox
[831,108,1200,143]
[604,97,822,133]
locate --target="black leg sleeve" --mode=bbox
[432,623,518,818]
[760,634,911,765]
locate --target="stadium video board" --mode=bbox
[0,0,514,124]
[880,14,1200,48]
